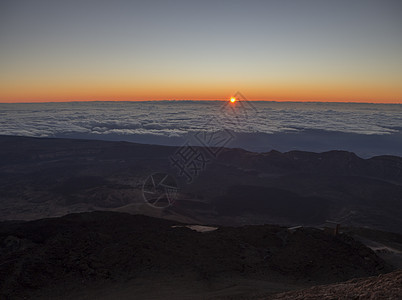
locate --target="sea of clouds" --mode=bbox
[1,101,401,158]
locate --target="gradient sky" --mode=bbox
[1,0,402,103]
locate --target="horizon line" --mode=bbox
[1,99,402,105]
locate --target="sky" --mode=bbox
[1,0,402,103]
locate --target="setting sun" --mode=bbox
[230,97,236,103]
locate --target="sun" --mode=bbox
[230,97,236,103]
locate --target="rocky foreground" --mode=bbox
[0,211,396,299]
[269,270,402,300]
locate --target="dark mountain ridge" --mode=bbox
[0,211,393,299]
[0,135,401,233]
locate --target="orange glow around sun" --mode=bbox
[230,97,236,103]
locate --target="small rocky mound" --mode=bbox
[269,270,402,299]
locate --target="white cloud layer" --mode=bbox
[1,101,402,157]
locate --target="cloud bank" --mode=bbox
[1,101,401,158]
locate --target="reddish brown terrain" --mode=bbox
[269,270,402,300]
